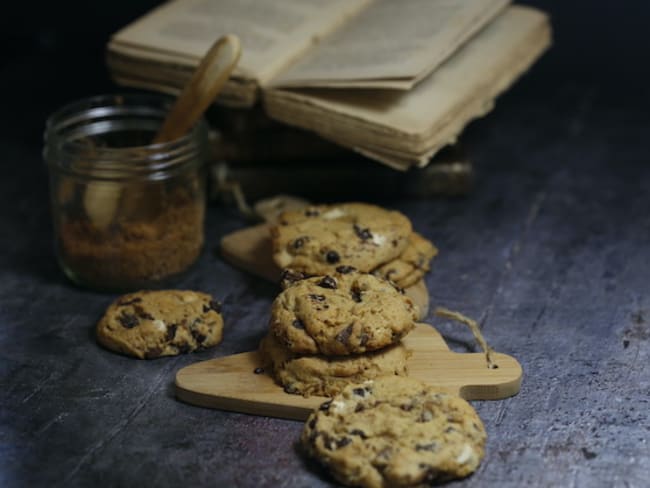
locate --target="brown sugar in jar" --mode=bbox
[44,94,208,291]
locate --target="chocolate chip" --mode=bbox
[336,324,353,344]
[279,269,307,288]
[392,239,399,247]
[117,297,142,306]
[415,442,438,452]
[350,429,367,439]
[325,250,340,264]
[209,300,222,313]
[165,323,178,341]
[351,287,362,303]
[309,294,326,302]
[359,333,369,346]
[353,224,373,241]
[191,330,206,344]
[254,367,265,374]
[305,208,320,217]
[335,437,351,449]
[133,305,154,321]
[336,265,356,274]
[176,343,192,354]
[292,236,308,249]
[292,319,305,329]
[319,400,332,411]
[354,404,365,413]
[144,347,162,359]
[118,313,139,329]
[308,417,317,429]
[353,387,366,397]
[318,276,337,289]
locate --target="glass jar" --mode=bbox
[44,94,208,291]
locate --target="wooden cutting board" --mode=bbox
[220,223,430,319]
[175,323,522,421]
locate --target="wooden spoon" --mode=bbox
[154,34,242,143]
[83,35,241,230]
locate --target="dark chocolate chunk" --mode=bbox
[292,236,308,249]
[144,347,162,359]
[336,324,354,345]
[176,343,192,354]
[292,319,305,329]
[280,268,307,288]
[133,305,154,321]
[308,417,317,429]
[318,276,337,289]
[319,400,332,411]
[336,265,356,274]
[350,429,367,439]
[254,367,265,374]
[325,250,340,264]
[309,294,326,302]
[117,297,142,306]
[209,300,222,313]
[354,404,365,413]
[335,437,351,449]
[191,330,206,344]
[353,387,367,397]
[165,323,178,341]
[305,208,320,217]
[415,442,438,452]
[351,287,363,303]
[353,224,373,241]
[359,333,369,347]
[118,312,139,329]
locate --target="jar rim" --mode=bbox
[44,93,208,181]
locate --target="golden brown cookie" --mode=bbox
[302,377,487,488]
[259,333,410,397]
[270,270,418,356]
[270,202,412,275]
[96,290,223,359]
[373,232,438,288]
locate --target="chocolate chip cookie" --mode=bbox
[259,333,410,397]
[270,270,418,356]
[96,290,223,359]
[373,232,438,289]
[302,376,487,488]
[270,202,412,275]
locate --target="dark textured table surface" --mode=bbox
[2,2,649,487]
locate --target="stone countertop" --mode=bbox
[1,1,649,487]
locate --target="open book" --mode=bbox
[108,0,551,169]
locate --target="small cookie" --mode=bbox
[270,202,412,275]
[259,333,410,397]
[270,270,418,355]
[302,377,486,488]
[373,232,438,289]
[96,290,224,359]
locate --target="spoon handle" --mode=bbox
[154,34,241,144]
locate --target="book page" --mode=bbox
[272,0,509,90]
[264,6,551,169]
[111,0,372,85]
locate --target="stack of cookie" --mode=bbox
[259,202,438,397]
[270,202,438,289]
